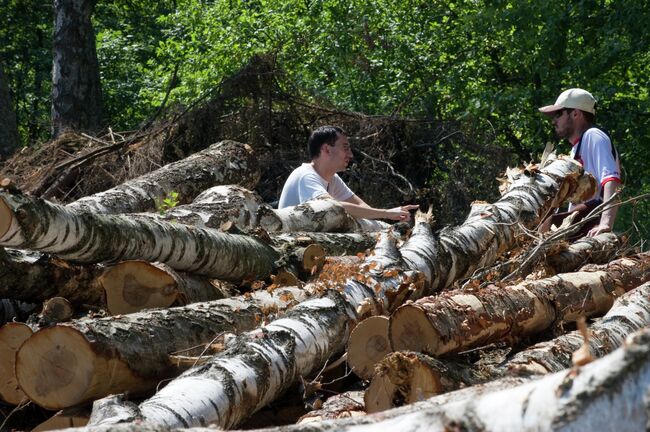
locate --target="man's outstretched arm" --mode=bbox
[588,181,620,236]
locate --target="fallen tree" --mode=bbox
[366,280,650,413]
[0,185,381,281]
[390,253,650,356]
[66,140,260,214]
[84,156,597,428]
[15,286,312,410]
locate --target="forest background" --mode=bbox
[1,0,648,243]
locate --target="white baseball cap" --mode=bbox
[538,88,596,114]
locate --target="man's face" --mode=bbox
[551,108,575,139]
[329,133,353,171]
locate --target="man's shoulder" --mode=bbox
[583,127,611,143]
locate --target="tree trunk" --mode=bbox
[505,280,650,376]
[67,141,260,214]
[544,232,622,274]
[268,327,650,432]
[85,157,595,428]
[0,322,33,405]
[0,63,20,159]
[0,248,105,305]
[15,286,312,409]
[51,0,103,137]
[100,260,235,315]
[390,254,650,357]
[0,189,375,281]
[366,281,650,411]
[258,199,389,233]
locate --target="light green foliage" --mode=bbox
[155,191,180,215]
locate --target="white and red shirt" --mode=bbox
[278,163,354,208]
[571,127,621,203]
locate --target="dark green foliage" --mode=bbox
[1,0,648,238]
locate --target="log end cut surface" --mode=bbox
[16,325,96,409]
[0,197,12,239]
[347,316,390,379]
[0,323,33,405]
[365,351,442,414]
[102,261,179,315]
[389,304,439,354]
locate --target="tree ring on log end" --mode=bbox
[0,198,12,239]
[0,323,33,405]
[389,304,439,355]
[16,326,96,409]
[101,261,179,315]
[302,244,326,272]
[347,316,390,379]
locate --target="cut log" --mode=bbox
[0,189,377,281]
[390,253,650,357]
[86,157,596,428]
[297,391,365,424]
[346,316,390,380]
[0,322,33,405]
[364,351,484,414]
[258,199,389,233]
[505,280,650,376]
[156,185,264,229]
[39,296,75,325]
[66,140,260,214]
[15,286,310,410]
[100,261,235,315]
[0,248,105,305]
[544,232,622,274]
[367,281,650,409]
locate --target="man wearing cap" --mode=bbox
[538,88,622,237]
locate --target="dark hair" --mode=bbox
[307,126,345,159]
[582,110,595,124]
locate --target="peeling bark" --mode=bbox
[390,254,650,357]
[67,141,260,214]
[0,248,105,305]
[298,391,366,423]
[15,286,311,410]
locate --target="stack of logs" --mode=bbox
[1,140,648,431]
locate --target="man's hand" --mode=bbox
[587,223,612,237]
[384,204,420,221]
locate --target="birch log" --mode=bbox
[86,157,596,428]
[61,327,650,431]
[15,286,311,410]
[367,281,650,411]
[0,248,105,305]
[544,232,622,274]
[258,199,389,233]
[390,253,650,356]
[100,261,236,315]
[0,189,378,280]
[66,140,260,214]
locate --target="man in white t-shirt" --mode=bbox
[279,126,418,221]
[538,88,622,236]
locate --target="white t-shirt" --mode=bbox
[571,127,621,202]
[278,163,354,208]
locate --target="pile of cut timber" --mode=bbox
[1,145,648,432]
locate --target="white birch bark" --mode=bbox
[15,286,311,410]
[86,157,596,428]
[258,199,389,233]
[66,140,260,214]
